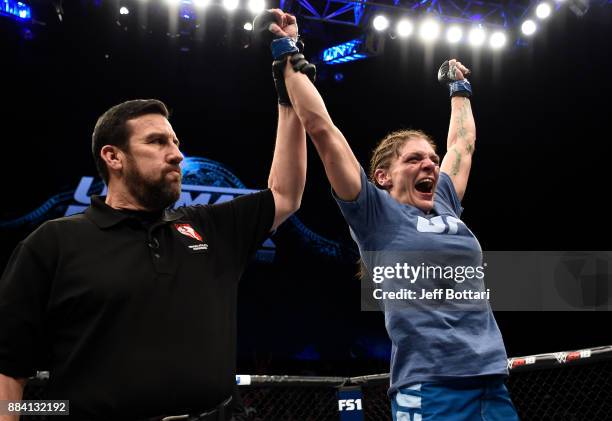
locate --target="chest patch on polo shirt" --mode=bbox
[175,223,203,241]
[174,223,209,253]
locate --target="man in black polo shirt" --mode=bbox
[0,98,306,420]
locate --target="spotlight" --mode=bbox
[248,0,265,14]
[489,31,507,49]
[419,19,441,42]
[373,15,389,31]
[193,0,210,8]
[223,0,239,11]
[521,20,537,36]
[446,26,463,43]
[396,19,414,38]
[244,22,253,31]
[119,6,129,15]
[468,27,486,47]
[536,3,552,19]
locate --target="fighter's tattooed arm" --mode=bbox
[441,97,476,200]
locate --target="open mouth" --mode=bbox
[415,178,434,195]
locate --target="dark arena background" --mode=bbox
[1,0,612,419]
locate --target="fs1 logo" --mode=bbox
[338,399,362,411]
[337,387,364,420]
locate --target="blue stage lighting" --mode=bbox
[1,0,31,21]
[322,39,363,64]
[321,32,385,65]
[321,37,379,65]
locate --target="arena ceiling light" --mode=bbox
[396,19,414,38]
[223,0,239,11]
[119,6,130,15]
[489,31,507,49]
[419,19,441,42]
[446,26,463,44]
[372,15,390,31]
[521,19,537,36]
[468,26,486,47]
[248,0,265,14]
[244,22,253,31]
[536,2,552,19]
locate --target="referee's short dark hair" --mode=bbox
[92,99,170,184]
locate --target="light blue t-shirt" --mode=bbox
[334,168,508,394]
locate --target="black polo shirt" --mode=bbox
[0,190,275,420]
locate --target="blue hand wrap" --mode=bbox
[449,79,472,97]
[271,37,299,60]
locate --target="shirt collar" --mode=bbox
[85,195,183,229]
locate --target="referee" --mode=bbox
[0,98,306,420]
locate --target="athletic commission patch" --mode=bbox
[174,223,203,241]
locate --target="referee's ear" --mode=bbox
[100,145,125,174]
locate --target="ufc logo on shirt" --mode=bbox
[416,216,464,234]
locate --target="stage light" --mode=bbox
[536,3,552,19]
[396,19,414,38]
[119,7,129,15]
[468,27,486,47]
[193,0,210,8]
[489,31,507,49]
[446,26,463,43]
[248,0,265,14]
[244,22,253,30]
[419,19,441,42]
[223,0,239,11]
[521,19,537,36]
[165,0,181,5]
[373,15,389,31]
[1,0,32,20]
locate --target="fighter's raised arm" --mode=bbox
[439,59,476,201]
[256,10,361,202]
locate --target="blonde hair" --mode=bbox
[368,129,437,190]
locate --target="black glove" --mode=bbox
[437,60,472,98]
[253,10,316,106]
[251,10,277,47]
[290,53,316,83]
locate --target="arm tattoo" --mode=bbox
[451,148,461,176]
[455,100,475,156]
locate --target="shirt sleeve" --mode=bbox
[435,172,464,217]
[331,167,392,243]
[0,225,56,378]
[205,189,275,270]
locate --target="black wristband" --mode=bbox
[271,52,317,106]
[272,58,292,106]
